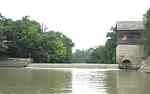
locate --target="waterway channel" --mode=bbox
[0,66,150,94]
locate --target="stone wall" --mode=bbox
[139,56,150,72]
[0,58,32,67]
[27,63,119,69]
[116,45,144,68]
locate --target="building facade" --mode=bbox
[114,21,144,69]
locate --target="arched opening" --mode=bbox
[122,59,131,64]
[122,59,131,69]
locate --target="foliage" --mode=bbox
[105,32,117,64]
[143,8,150,56]
[0,14,74,63]
[89,46,106,63]
[89,32,116,64]
[0,13,14,57]
[71,32,116,64]
[71,49,93,63]
[0,13,117,64]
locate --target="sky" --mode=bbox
[0,0,150,50]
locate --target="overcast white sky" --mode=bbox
[0,0,150,49]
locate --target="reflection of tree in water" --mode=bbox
[0,69,72,94]
[1,69,150,94]
[29,69,72,94]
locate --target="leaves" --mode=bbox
[143,8,150,56]
[0,14,74,63]
[89,32,116,64]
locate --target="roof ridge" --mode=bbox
[116,21,144,31]
[116,21,143,23]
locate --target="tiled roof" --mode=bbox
[116,21,144,31]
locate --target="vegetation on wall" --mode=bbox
[143,8,150,57]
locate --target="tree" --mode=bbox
[143,8,150,56]
[7,16,42,58]
[71,49,93,63]
[89,46,106,63]
[89,32,116,64]
[34,31,74,63]
[105,32,116,64]
[0,14,14,57]
[0,14,74,63]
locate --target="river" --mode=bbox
[0,67,150,94]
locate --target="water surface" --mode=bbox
[0,68,150,94]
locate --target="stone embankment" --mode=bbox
[139,56,150,72]
[0,58,32,67]
[27,63,118,69]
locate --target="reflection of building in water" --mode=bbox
[116,71,150,94]
[113,21,144,69]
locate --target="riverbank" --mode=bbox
[27,63,118,69]
[0,58,32,67]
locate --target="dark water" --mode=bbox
[0,68,150,94]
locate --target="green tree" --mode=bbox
[143,8,150,56]
[71,49,93,63]
[0,13,14,57]
[0,14,74,63]
[105,32,116,64]
[7,16,42,58]
[89,32,116,64]
[34,31,74,63]
[89,46,106,63]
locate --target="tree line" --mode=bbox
[0,14,74,63]
[0,13,117,64]
[72,32,116,64]
[144,8,150,57]
[72,8,150,64]
[3,7,150,64]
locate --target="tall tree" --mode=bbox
[0,13,14,57]
[143,8,150,56]
[0,14,74,63]
[105,32,117,64]
[89,32,116,64]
